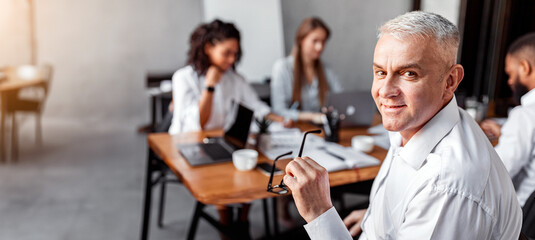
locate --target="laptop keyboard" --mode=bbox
[200,143,232,160]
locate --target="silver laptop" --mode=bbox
[325,91,376,127]
[178,103,254,166]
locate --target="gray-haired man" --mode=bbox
[284,11,522,239]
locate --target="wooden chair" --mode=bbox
[4,64,53,161]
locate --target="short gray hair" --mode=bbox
[378,11,460,66]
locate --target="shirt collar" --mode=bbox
[521,88,535,106]
[390,96,460,170]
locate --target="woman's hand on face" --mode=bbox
[205,65,224,87]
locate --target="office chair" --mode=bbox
[4,64,53,161]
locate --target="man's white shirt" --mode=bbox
[495,88,535,206]
[304,97,522,239]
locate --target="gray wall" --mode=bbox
[0,0,202,128]
[1,0,412,128]
[281,0,411,92]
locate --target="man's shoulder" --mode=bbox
[433,108,507,197]
[508,103,535,121]
[428,108,518,217]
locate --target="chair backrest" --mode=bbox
[522,190,535,239]
[38,64,53,96]
[153,110,173,133]
[4,64,54,112]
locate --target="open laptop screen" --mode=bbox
[326,91,376,127]
[223,103,254,149]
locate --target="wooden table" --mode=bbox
[141,124,388,239]
[0,74,46,162]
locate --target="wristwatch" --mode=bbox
[205,86,215,92]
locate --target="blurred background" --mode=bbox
[1,0,534,239]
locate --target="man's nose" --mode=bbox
[379,76,400,98]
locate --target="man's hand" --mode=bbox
[343,209,367,237]
[481,119,502,140]
[283,157,333,223]
[205,65,224,87]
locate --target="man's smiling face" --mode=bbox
[371,34,451,143]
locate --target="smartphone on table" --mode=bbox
[257,162,283,176]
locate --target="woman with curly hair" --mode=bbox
[169,19,288,134]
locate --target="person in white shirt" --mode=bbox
[283,11,522,239]
[271,17,342,124]
[169,19,289,135]
[270,17,344,227]
[481,32,535,206]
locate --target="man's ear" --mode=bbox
[520,59,532,77]
[444,64,464,99]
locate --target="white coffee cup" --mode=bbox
[352,135,374,153]
[232,149,258,171]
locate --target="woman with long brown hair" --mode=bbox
[271,17,342,124]
[169,19,287,134]
[270,17,342,227]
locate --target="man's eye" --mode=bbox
[376,71,386,77]
[403,71,417,77]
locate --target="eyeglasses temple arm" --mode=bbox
[297,129,322,157]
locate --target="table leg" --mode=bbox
[187,201,205,240]
[12,113,18,161]
[140,150,153,240]
[216,205,233,240]
[157,169,166,228]
[262,198,272,238]
[272,197,279,236]
[237,203,252,240]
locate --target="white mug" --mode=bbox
[232,149,258,171]
[352,135,374,153]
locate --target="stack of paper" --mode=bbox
[259,130,380,172]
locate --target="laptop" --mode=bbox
[325,91,376,127]
[178,103,254,166]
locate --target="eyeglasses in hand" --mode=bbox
[266,129,322,195]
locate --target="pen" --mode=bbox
[322,114,331,136]
[289,101,299,110]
